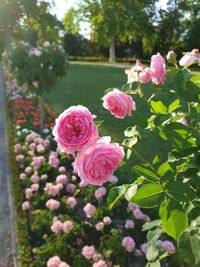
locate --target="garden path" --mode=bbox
[0,61,15,266]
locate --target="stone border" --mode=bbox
[0,61,19,267]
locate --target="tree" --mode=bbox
[79,0,158,63]
[63,7,81,35]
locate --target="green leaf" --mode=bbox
[157,162,173,177]
[191,74,200,88]
[146,241,159,262]
[133,165,159,182]
[152,155,159,166]
[130,183,164,208]
[147,228,163,244]
[159,199,188,240]
[124,184,138,202]
[165,181,196,202]
[107,186,126,210]
[150,100,168,114]
[178,231,200,265]
[168,99,180,112]
[142,220,161,231]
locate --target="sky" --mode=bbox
[51,0,168,38]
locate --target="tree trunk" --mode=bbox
[109,38,116,63]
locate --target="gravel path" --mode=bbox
[0,61,15,266]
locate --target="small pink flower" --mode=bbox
[47,256,61,267]
[45,183,63,196]
[25,188,33,199]
[82,245,96,260]
[31,156,45,169]
[48,155,59,168]
[83,203,96,218]
[92,260,107,267]
[179,49,200,67]
[59,166,66,173]
[31,174,40,183]
[161,241,176,253]
[56,175,68,185]
[66,197,77,208]
[66,183,76,193]
[140,243,148,254]
[125,220,135,229]
[125,60,145,83]
[31,183,39,192]
[103,89,136,119]
[37,144,45,153]
[16,154,25,162]
[41,174,48,180]
[53,105,98,154]
[29,143,36,150]
[103,216,112,225]
[25,166,33,174]
[108,175,118,183]
[122,236,135,253]
[58,262,70,267]
[22,201,30,210]
[95,222,104,231]
[46,199,60,210]
[150,53,166,84]
[139,68,151,84]
[51,220,63,234]
[63,220,74,232]
[94,187,107,199]
[133,208,145,220]
[14,144,21,153]
[79,180,88,188]
[19,173,26,180]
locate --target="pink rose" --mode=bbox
[66,197,77,208]
[19,173,26,180]
[22,201,30,210]
[63,220,74,232]
[53,105,98,153]
[56,174,68,185]
[66,183,76,193]
[58,262,70,267]
[46,199,60,210]
[94,187,107,199]
[125,60,145,83]
[83,203,96,218]
[47,256,61,267]
[95,222,104,231]
[125,219,135,229]
[82,245,96,260]
[139,68,151,84]
[92,260,107,267]
[51,220,63,234]
[31,183,39,192]
[74,137,124,186]
[103,216,112,225]
[103,89,136,119]
[31,174,40,183]
[179,49,200,67]
[150,53,166,84]
[122,236,135,253]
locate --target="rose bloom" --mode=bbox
[51,220,63,234]
[48,155,59,168]
[16,154,25,162]
[133,208,145,220]
[36,144,45,153]
[63,220,74,233]
[56,174,68,185]
[139,68,151,84]
[59,262,70,267]
[81,245,96,260]
[140,243,148,254]
[150,53,166,84]
[25,166,32,174]
[94,187,107,199]
[46,199,60,210]
[66,183,76,193]
[53,105,98,154]
[103,216,112,225]
[95,222,104,231]
[108,175,118,183]
[41,174,48,180]
[160,240,176,253]
[122,236,136,253]
[25,188,33,199]
[125,59,145,83]
[103,89,136,119]
[59,166,66,173]
[31,183,39,192]
[47,256,61,267]
[92,260,107,267]
[179,49,200,67]
[66,197,77,208]
[22,201,30,210]
[125,219,135,229]
[83,203,96,218]
[74,137,124,186]
[14,144,21,153]
[31,174,40,183]
[19,173,26,180]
